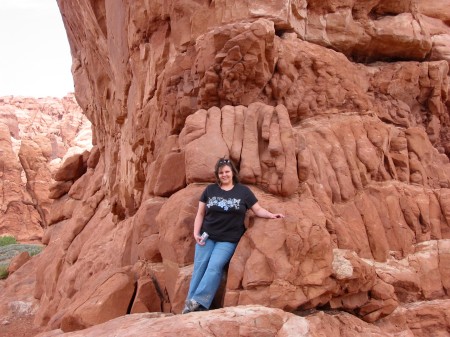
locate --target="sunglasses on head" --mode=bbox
[218,159,231,164]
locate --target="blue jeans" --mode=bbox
[187,239,237,309]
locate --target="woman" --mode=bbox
[182,158,284,314]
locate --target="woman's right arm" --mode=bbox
[193,201,206,245]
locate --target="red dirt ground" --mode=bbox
[0,315,44,337]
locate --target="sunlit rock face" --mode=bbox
[14,0,450,335]
[0,95,91,241]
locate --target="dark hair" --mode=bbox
[214,158,240,185]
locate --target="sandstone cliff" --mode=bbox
[0,95,91,242]
[2,1,450,336]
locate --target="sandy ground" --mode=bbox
[0,315,44,337]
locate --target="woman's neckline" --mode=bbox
[219,183,235,191]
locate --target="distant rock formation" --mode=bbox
[1,1,450,336]
[0,95,91,241]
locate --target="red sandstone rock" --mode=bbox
[7,251,31,275]
[0,255,40,325]
[180,103,299,196]
[58,267,136,332]
[0,95,91,241]
[129,276,161,314]
[49,181,73,200]
[2,1,450,336]
[53,153,87,182]
[34,305,401,337]
[377,299,450,337]
[0,123,42,241]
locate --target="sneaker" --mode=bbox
[181,299,200,314]
[188,299,200,312]
[181,304,190,314]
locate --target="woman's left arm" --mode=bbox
[251,202,284,219]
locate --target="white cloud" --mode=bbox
[0,0,74,97]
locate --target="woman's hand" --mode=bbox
[251,203,285,219]
[193,202,207,245]
[194,233,206,246]
[268,213,285,219]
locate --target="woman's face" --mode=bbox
[218,165,233,185]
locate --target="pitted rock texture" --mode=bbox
[2,1,450,336]
[0,95,91,241]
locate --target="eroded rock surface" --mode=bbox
[0,95,92,241]
[35,305,400,337]
[2,1,450,336]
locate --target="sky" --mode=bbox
[0,0,74,97]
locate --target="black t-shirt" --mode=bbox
[200,183,258,243]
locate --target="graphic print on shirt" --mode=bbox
[206,196,241,211]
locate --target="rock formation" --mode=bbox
[0,95,91,242]
[2,0,450,336]
[34,306,408,337]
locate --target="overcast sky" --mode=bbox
[0,0,74,97]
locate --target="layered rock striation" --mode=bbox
[2,1,450,336]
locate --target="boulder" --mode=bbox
[7,251,31,274]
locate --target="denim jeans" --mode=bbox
[187,239,237,309]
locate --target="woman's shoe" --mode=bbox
[181,304,190,314]
[188,299,200,311]
[181,299,200,314]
